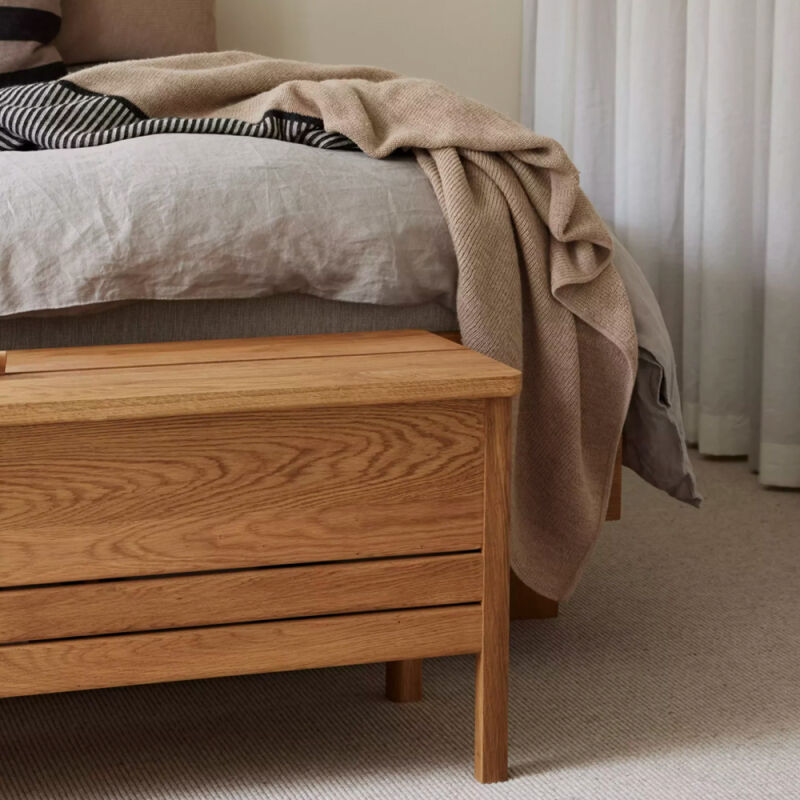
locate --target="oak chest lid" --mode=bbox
[0,330,520,426]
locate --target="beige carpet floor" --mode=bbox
[1,455,798,799]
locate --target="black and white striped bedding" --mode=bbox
[0,78,359,151]
[0,1,66,88]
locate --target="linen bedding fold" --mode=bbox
[0,52,639,600]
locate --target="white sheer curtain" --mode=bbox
[523,0,799,487]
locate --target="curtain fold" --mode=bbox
[524,0,800,487]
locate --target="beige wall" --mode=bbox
[216,0,523,120]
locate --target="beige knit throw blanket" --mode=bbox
[13,52,639,599]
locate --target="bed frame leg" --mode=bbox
[510,570,558,619]
[385,659,423,702]
[475,398,511,783]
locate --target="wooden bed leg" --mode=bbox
[0,351,6,376]
[510,570,559,619]
[475,398,510,783]
[385,659,423,702]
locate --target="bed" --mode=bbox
[0,130,697,509]
[0,128,696,611]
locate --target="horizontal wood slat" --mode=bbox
[0,350,520,427]
[0,402,485,587]
[0,554,482,644]
[4,330,463,376]
[0,605,482,698]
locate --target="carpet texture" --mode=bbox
[1,455,798,799]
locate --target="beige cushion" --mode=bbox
[0,0,66,87]
[56,0,216,64]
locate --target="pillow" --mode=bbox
[56,0,216,65]
[0,0,67,88]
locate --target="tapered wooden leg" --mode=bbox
[385,659,423,702]
[475,398,510,783]
[510,570,559,619]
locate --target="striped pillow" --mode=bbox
[0,0,66,88]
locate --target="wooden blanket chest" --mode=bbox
[0,330,520,783]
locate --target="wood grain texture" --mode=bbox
[385,659,424,703]
[0,554,482,643]
[0,402,485,587]
[474,398,511,783]
[0,605,482,698]
[0,351,5,376]
[4,330,463,375]
[0,350,520,427]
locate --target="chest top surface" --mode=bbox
[0,330,520,426]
